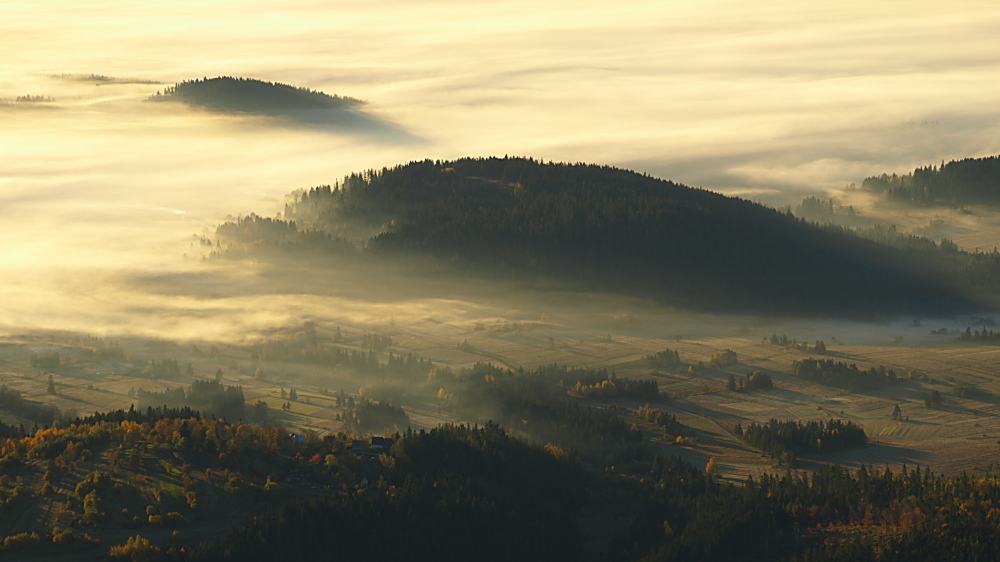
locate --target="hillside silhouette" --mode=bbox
[217,157,982,316]
[151,77,410,138]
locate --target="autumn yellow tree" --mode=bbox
[705,457,719,478]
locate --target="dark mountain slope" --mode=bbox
[225,157,977,316]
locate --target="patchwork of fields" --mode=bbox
[3,311,1000,478]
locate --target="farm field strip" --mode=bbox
[579,354,646,370]
[717,401,776,413]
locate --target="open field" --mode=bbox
[833,189,1000,254]
[5,310,1000,480]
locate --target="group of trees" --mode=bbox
[645,348,681,369]
[958,326,1000,344]
[769,334,827,354]
[213,213,357,259]
[341,400,409,434]
[635,405,689,440]
[569,375,663,402]
[75,339,128,363]
[30,351,62,369]
[437,362,646,464]
[15,95,53,102]
[791,358,899,392]
[735,419,868,465]
[726,371,773,392]
[136,380,249,422]
[710,349,738,367]
[951,383,985,399]
[923,390,944,408]
[360,333,392,352]
[146,359,181,380]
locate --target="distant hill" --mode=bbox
[862,155,1000,206]
[150,76,362,115]
[216,157,986,316]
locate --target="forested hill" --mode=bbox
[150,77,362,114]
[225,157,975,316]
[862,154,1000,206]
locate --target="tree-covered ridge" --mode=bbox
[0,408,407,559]
[219,157,973,316]
[150,77,362,114]
[861,154,1000,206]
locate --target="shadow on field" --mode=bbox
[798,441,930,471]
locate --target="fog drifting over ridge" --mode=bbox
[2,0,1000,339]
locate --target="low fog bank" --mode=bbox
[3,0,1000,340]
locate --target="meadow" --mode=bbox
[3,303,998,484]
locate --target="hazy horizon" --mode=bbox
[3,0,1000,339]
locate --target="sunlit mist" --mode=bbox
[2,0,1000,337]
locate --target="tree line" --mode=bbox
[791,358,899,392]
[862,154,1000,206]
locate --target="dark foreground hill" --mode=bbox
[4,398,1000,560]
[218,157,981,316]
